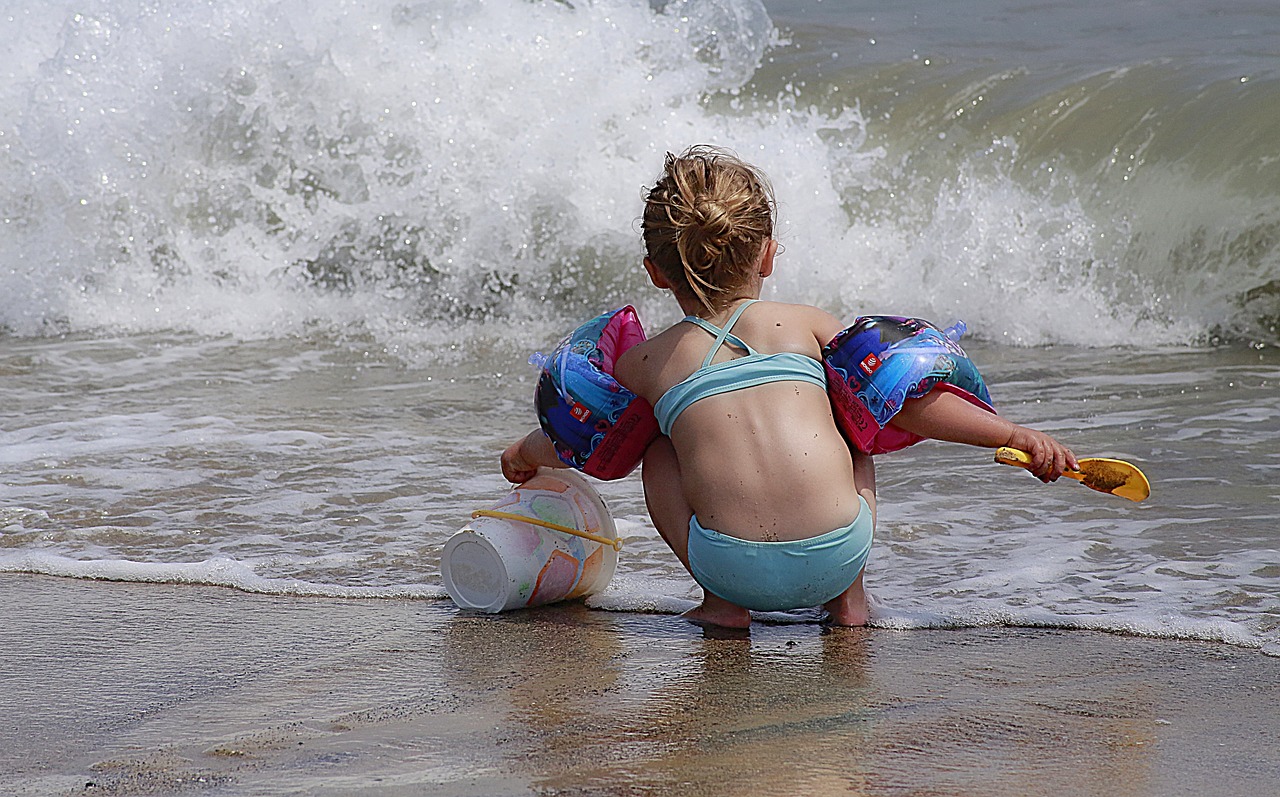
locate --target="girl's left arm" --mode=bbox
[808,305,848,350]
[890,390,1078,481]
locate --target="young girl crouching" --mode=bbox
[502,146,1076,629]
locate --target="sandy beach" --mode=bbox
[3,573,1277,796]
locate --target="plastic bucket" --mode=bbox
[440,468,618,613]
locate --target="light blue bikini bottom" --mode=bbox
[687,496,873,612]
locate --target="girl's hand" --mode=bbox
[500,439,540,483]
[500,430,563,484]
[1004,426,1078,482]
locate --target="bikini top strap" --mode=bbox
[681,299,760,368]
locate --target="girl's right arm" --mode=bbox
[890,390,1078,481]
[500,429,566,484]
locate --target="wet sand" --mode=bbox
[3,573,1278,796]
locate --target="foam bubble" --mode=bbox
[0,552,446,599]
[867,601,1269,655]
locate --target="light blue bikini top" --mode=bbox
[653,299,827,436]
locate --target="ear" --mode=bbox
[643,257,672,290]
[758,239,778,279]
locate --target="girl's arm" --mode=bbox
[500,429,566,483]
[890,390,1079,481]
[807,305,848,350]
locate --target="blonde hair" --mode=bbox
[642,145,775,313]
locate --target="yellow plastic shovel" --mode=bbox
[994,447,1150,502]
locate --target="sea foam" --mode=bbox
[4,0,1275,348]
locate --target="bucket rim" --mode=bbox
[529,467,617,541]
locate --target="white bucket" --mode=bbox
[440,468,618,613]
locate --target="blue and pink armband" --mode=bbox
[531,306,995,480]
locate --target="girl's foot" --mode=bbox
[682,594,751,629]
[823,601,869,627]
[823,575,869,627]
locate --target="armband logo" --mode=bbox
[859,353,882,376]
[569,402,592,423]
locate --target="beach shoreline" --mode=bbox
[4,573,1278,796]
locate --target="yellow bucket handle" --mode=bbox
[470,509,623,551]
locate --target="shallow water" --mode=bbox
[2,331,1276,654]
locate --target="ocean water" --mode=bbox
[1,1,1277,653]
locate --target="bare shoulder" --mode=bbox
[615,332,670,396]
[613,336,650,390]
[758,300,846,343]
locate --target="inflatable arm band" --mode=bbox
[822,316,995,454]
[533,310,995,478]
[532,306,659,480]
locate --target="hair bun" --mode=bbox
[692,197,734,238]
[642,146,775,312]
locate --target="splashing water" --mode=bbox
[3,0,1277,349]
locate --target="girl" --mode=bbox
[502,146,1076,629]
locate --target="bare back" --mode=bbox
[616,300,862,542]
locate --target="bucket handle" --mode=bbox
[470,509,624,551]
